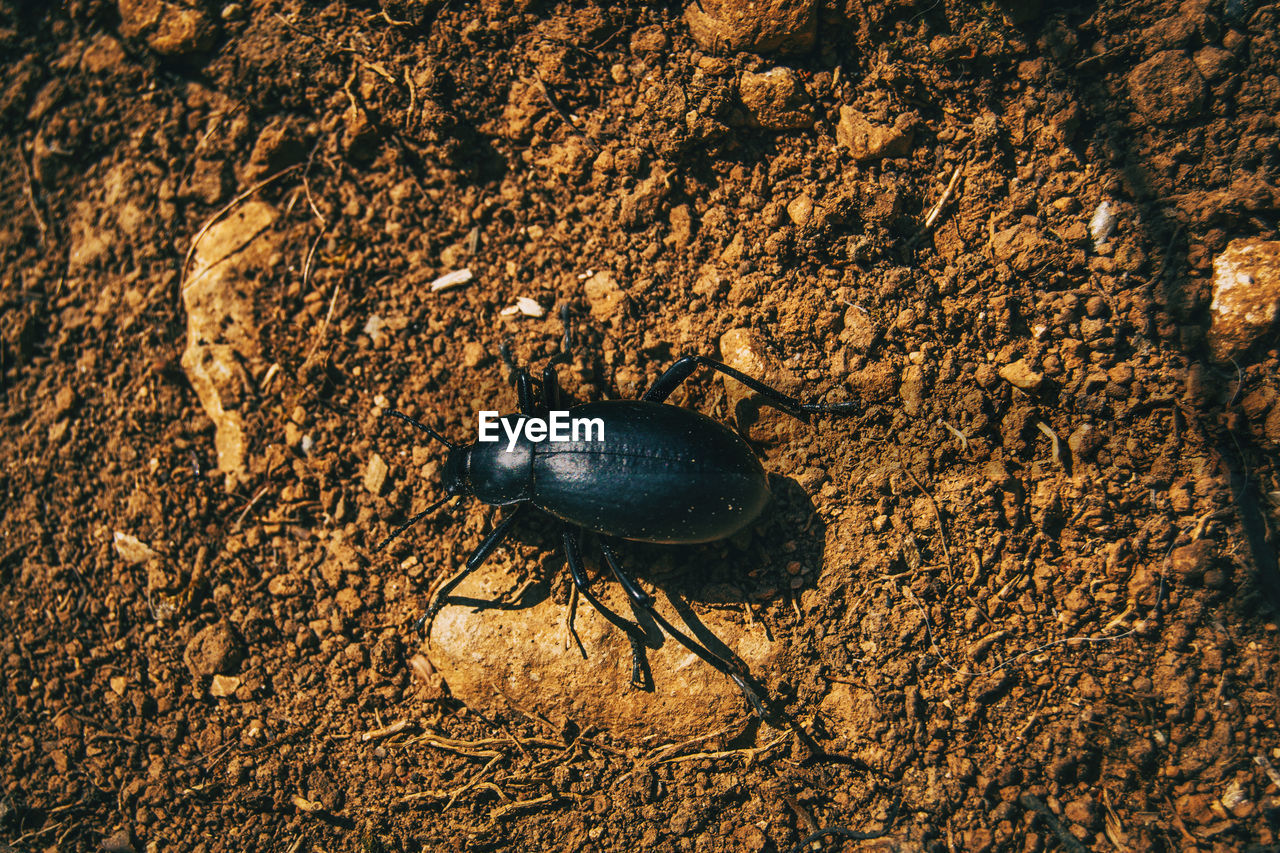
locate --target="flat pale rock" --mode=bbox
[112,531,157,565]
[184,200,276,354]
[1208,238,1280,363]
[998,359,1045,392]
[428,560,780,739]
[181,201,279,480]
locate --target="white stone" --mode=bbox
[429,268,473,292]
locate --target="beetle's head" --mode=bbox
[441,446,472,498]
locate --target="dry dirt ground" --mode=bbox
[3,0,1280,851]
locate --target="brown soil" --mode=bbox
[3,1,1280,851]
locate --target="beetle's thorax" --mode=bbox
[441,447,473,497]
[464,423,535,505]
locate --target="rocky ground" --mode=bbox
[2,0,1280,851]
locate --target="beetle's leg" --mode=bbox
[540,303,575,409]
[599,541,769,720]
[499,342,539,415]
[418,506,526,640]
[373,493,455,553]
[563,529,650,690]
[541,363,563,410]
[641,355,860,418]
[515,369,537,415]
[562,579,587,659]
[558,302,574,354]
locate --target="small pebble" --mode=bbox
[1063,796,1097,828]
[1067,424,1104,460]
[364,453,389,495]
[1169,540,1214,582]
[102,829,137,853]
[54,386,77,418]
[462,342,487,368]
[738,67,813,130]
[998,359,1045,392]
[209,674,241,697]
[787,194,813,226]
[184,622,245,677]
[336,587,364,615]
[583,271,626,324]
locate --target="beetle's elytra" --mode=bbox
[466,401,771,543]
[379,328,858,718]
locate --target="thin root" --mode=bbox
[180,164,304,303]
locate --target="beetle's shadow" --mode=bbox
[599,474,827,656]
[439,473,828,698]
[446,583,550,614]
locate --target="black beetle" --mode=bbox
[379,327,858,717]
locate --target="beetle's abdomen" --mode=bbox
[529,401,770,544]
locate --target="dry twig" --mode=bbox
[17,141,49,247]
[920,162,964,232]
[658,732,788,766]
[1036,421,1066,469]
[400,730,561,759]
[489,794,557,820]
[901,464,955,584]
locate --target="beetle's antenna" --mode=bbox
[373,493,455,553]
[384,409,455,449]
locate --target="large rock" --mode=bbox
[1208,238,1280,362]
[181,201,278,481]
[118,0,217,57]
[428,555,781,738]
[684,0,817,55]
